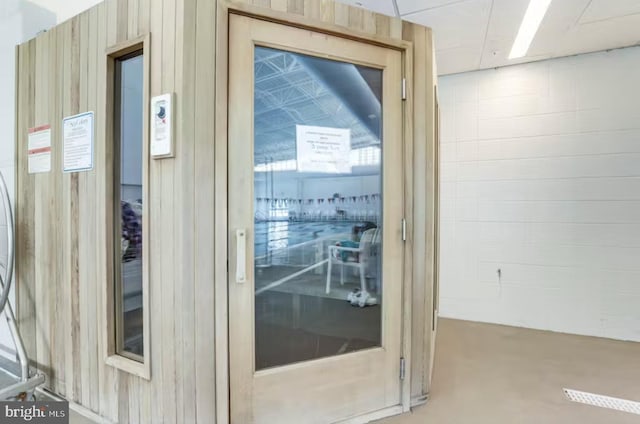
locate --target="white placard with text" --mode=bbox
[150,93,174,158]
[63,112,94,173]
[296,125,351,174]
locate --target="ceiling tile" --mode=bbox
[479,0,529,69]
[337,0,397,17]
[397,0,474,16]
[404,0,492,50]
[354,0,640,75]
[579,0,640,24]
[555,14,640,58]
[527,0,591,58]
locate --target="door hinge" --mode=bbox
[401,78,407,100]
[402,218,407,242]
[400,357,406,380]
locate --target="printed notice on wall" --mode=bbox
[150,93,174,158]
[63,112,94,173]
[28,125,52,174]
[296,125,351,174]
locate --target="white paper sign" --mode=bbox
[28,125,52,174]
[150,93,174,158]
[63,112,94,173]
[296,125,351,173]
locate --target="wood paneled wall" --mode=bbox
[15,0,437,422]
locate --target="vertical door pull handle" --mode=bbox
[236,229,247,283]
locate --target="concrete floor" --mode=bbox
[66,318,639,423]
[380,318,640,424]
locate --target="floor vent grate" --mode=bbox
[564,388,640,415]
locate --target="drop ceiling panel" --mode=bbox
[478,0,529,69]
[527,0,591,57]
[555,14,640,57]
[579,0,640,24]
[397,0,472,16]
[338,0,640,75]
[403,0,492,51]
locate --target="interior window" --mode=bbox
[114,51,144,361]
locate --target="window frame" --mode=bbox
[105,35,151,379]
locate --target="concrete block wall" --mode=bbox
[438,46,640,342]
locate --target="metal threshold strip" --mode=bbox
[564,388,640,415]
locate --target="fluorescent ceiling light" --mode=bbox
[509,0,552,59]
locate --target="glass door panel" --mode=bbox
[253,47,384,370]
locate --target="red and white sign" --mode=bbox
[28,124,52,174]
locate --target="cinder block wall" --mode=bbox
[438,46,640,342]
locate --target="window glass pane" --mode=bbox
[254,47,383,370]
[116,53,144,359]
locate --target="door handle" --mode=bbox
[236,229,247,283]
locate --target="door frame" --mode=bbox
[214,2,415,423]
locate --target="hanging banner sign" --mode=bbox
[63,112,94,173]
[28,125,52,174]
[296,125,351,174]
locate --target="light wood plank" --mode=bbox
[107,0,118,46]
[87,6,101,413]
[94,2,108,416]
[51,24,62,391]
[334,2,349,26]
[362,9,376,34]
[128,0,138,38]
[375,14,390,37]
[102,2,119,420]
[302,0,319,19]
[128,377,140,424]
[424,28,438,395]
[138,0,151,33]
[177,0,197,422]
[400,21,415,412]
[173,0,187,420]
[225,0,409,49]
[214,3,231,423]
[252,0,271,8]
[271,0,287,12]
[287,0,304,15]
[70,14,83,403]
[59,20,75,399]
[148,0,165,422]
[160,0,178,422]
[78,10,91,408]
[117,373,129,424]
[33,30,50,383]
[192,0,218,422]
[117,0,129,42]
[18,37,38,374]
[50,25,64,395]
[348,5,364,31]
[138,29,153,424]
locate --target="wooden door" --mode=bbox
[228,14,405,424]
